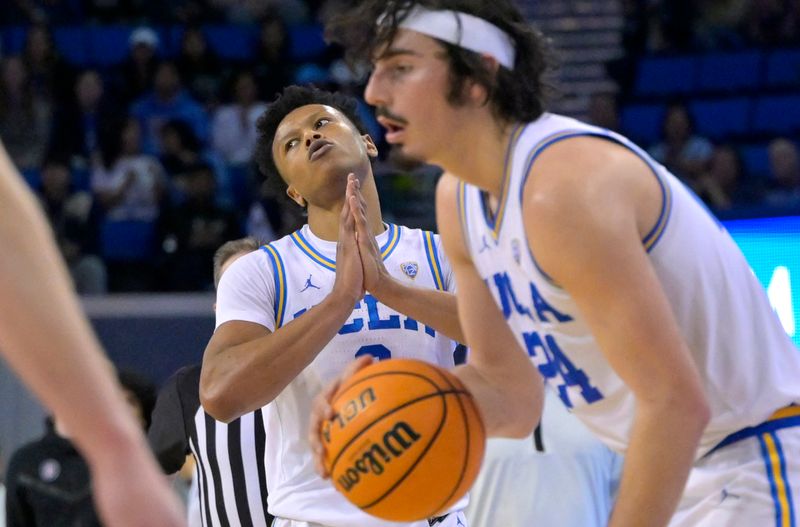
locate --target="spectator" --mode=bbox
[176,27,222,107]
[92,117,166,222]
[210,0,307,24]
[131,60,209,155]
[695,0,748,49]
[586,92,620,132]
[0,56,51,171]
[85,0,145,23]
[49,70,116,169]
[161,162,242,291]
[211,71,268,165]
[746,0,800,46]
[648,102,713,183]
[764,138,800,209]
[22,24,73,105]
[38,158,106,295]
[4,370,156,527]
[159,119,204,180]
[118,27,160,104]
[694,145,751,212]
[245,179,285,242]
[252,14,294,100]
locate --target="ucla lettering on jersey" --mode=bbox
[215,223,464,527]
[459,113,800,457]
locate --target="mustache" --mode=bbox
[375,106,408,125]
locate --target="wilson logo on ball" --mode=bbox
[337,421,422,491]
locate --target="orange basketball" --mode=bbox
[321,358,485,522]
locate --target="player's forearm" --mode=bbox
[452,357,542,438]
[608,398,709,527]
[0,147,144,462]
[370,275,465,342]
[201,291,358,421]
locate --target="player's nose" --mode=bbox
[364,71,386,107]
[304,132,322,147]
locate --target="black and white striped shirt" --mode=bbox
[148,364,273,527]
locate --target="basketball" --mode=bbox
[320,358,485,522]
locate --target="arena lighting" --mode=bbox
[725,215,800,346]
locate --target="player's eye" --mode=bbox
[285,138,299,151]
[392,64,411,76]
[315,118,330,129]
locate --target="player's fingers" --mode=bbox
[345,355,374,377]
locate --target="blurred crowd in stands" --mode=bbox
[0,0,798,294]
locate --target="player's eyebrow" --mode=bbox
[375,47,422,62]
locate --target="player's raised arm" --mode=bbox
[201,188,364,422]
[435,173,543,437]
[0,142,184,527]
[525,137,710,527]
[349,175,465,342]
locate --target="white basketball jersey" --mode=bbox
[458,113,800,457]
[215,223,463,527]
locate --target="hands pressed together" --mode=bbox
[313,173,392,477]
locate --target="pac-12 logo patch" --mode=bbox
[400,262,419,279]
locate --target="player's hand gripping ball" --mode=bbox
[320,358,486,522]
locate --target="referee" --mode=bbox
[148,238,273,527]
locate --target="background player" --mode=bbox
[312,2,800,526]
[0,140,184,527]
[201,85,467,527]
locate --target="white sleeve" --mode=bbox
[215,249,276,331]
[433,233,457,294]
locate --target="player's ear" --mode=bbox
[466,55,499,106]
[286,186,307,207]
[362,134,379,158]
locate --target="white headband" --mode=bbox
[393,6,516,69]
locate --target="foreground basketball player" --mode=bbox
[0,141,184,527]
[201,85,467,527]
[311,2,800,526]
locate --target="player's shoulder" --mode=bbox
[217,242,277,289]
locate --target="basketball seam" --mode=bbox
[328,388,468,477]
[361,390,450,511]
[426,368,474,517]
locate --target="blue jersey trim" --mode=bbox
[423,231,445,291]
[381,223,401,261]
[518,130,673,286]
[479,124,524,240]
[773,432,797,526]
[261,244,287,329]
[290,223,400,271]
[706,406,800,456]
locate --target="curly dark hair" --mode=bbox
[326,0,555,124]
[254,85,371,198]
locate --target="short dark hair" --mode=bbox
[254,85,370,194]
[117,370,157,430]
[326,0,555,124]
[213,237,261,288]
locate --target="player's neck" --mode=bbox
[433,118,516,198]
[307,177,385,241]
